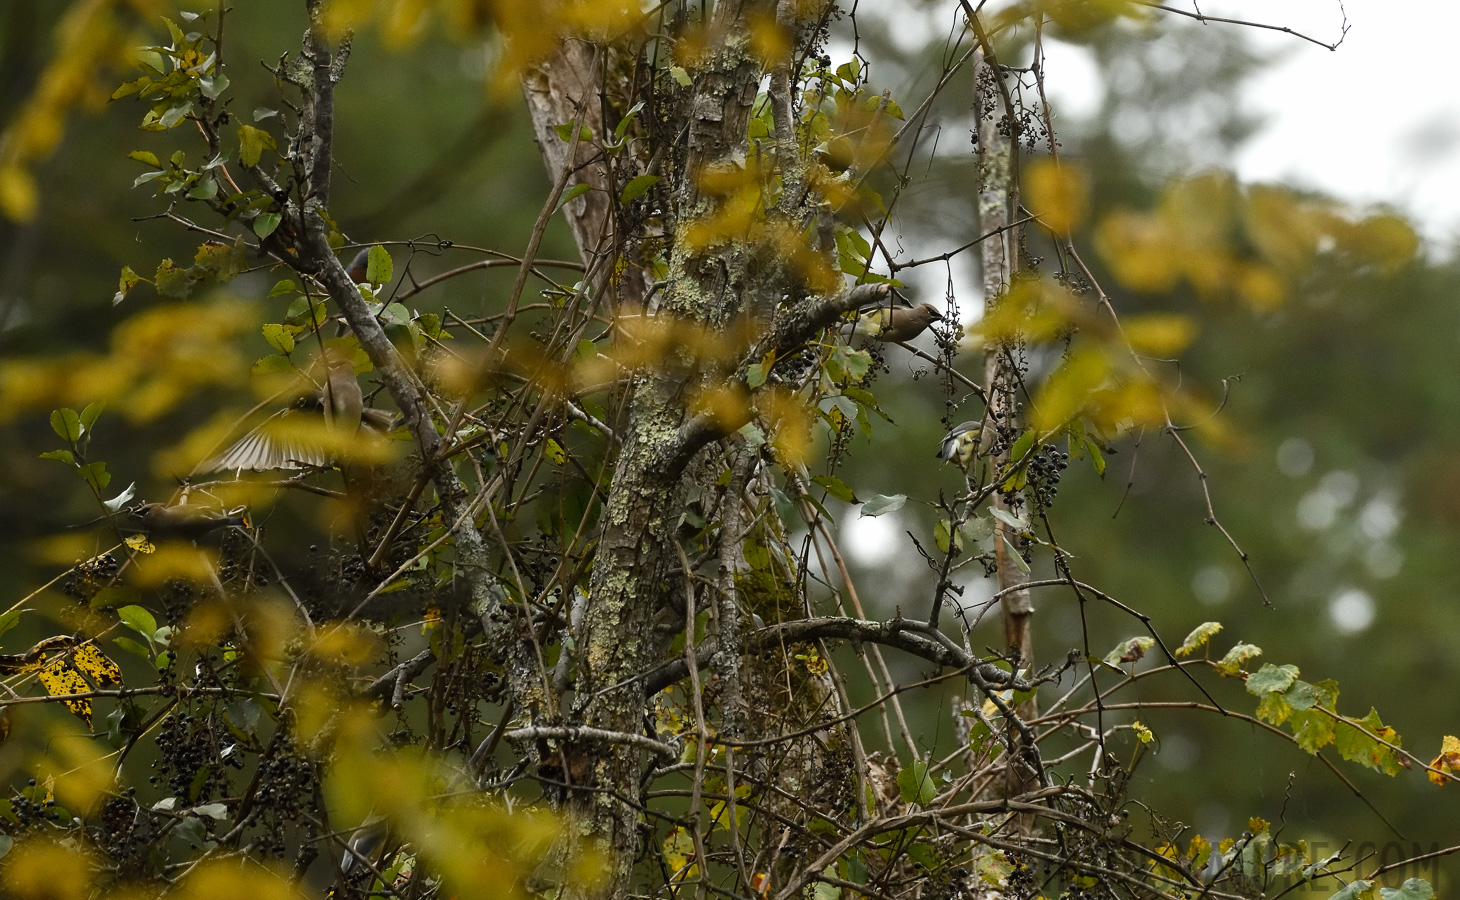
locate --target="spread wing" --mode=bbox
[197,408,332,474]
[197,405,399,474]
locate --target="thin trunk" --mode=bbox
[973,43,1038,814]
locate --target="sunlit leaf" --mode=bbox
[860,494,905,517]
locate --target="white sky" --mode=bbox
[1044,0,1460,246]
[862,0,1460,245]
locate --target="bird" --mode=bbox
[329,815,390,895]
[854,302,945,343]
[344,247,370,285]
[938,421,981,468]
[129,502,248,540]
[196,349,396,474]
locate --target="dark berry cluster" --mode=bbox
[62,553,119,603]
[151,711,230,802]
[251,745,315,857]
[95,788,161,877]
[1027,443,1070,513]
[9,779,59,829]
[1003,850,1036,900]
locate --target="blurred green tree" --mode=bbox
[0,2,1453,900]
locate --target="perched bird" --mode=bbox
[340,815,389,876]
[197,350,396,474]
[130,502,248,540]
[330,815,390,894]
[938,421,981,468]
[855,302,945,343]
[344,247,371,285]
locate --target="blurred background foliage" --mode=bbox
[0,0,1455,888]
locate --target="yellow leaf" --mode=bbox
[1095,209,1181,293]
[176,860,304,900]
[1122,313,1197,357]
[1025,159,1089,234]
[1032,346,1110,434]
[1235,263,1286,311]
[71,641,122,687]
[1428,734,1460,786]
[37,731,114,814]
[37,658,92,724]
[125,534,154,554]
[3,839,94,900]
[0,165,38,221]
[310,622,383,667]
[130,542,218,587]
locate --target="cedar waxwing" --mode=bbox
[197,351,396,473]
[938,421,981,468]
[129,502,248,539]
[344,247,371,285]
[855,302,945,343]
[330,815,390,894]
[340,815,388,876]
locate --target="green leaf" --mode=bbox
[113,636,154,661]
[78,461,111,492]
[90,585,140,611]
[1175,621,1222,657]
[79,402,105,431]
[746,361,768,389]
[268,279,296,298]
[1103,636,1155,667]
[112,77,152,100]
[1002,535,1031,572]
[1334,708,1403,775]
[50,408,83,443]
[1085,438,1106,476]
[115,265,141,305]
[544,438,567,465]
[1215,642,1262,676]
[261,323,295,355]
[556,182,592,212]
[127,150,160,167]
[1329,881,1375,900]
[1246,663,1300,696]
[895,761,935,805]
[811,475,856,504]
[988,506,1029,533]
[158,102,191,129]
[0,610,24,644]
[154,258,194,298]
[1379,879,1435,900]
[187,175,218,199]
[237,124,276,167]
[252,211,281,238]
[553,121,593,142]
[620,174,661,204]
[934,518,963,555]
[860,494,906,517]
[198,72,229,100]
[669,66,691,86]
[960,515,994,542]
[366,245,393,285]
[613,101,645,140]
[252,355,295,376]
[117,605,158,642]
[39,449,76,465]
